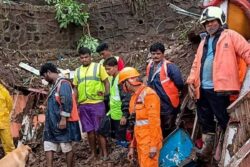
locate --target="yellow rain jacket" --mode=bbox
[0,83,15,154]
[0,84,13,129]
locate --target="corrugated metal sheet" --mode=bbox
[10,90,46,139]
[11,95,28,138]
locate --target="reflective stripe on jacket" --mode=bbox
[107,75,122,120]
[146,60,180,108]
[76,63,105,103]
[55,79,79,122]
[187,29,250,99]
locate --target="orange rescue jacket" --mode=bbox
[187,29,250,99]
[146,60,180,108]
[129,85,162,151]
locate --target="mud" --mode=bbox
[26,134,133,167]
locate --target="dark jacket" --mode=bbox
[119,85,131,119]
[147,62,184,115]
[44,78,81,142]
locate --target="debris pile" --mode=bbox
[0,18,199,167]
[27,135,132,167]
[0,37,196,90]
[0,48,80,89]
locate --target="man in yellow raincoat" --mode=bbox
[0,83,15,154]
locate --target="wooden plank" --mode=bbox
[227,92,250,113]
[221,91,250,166]
[228,139,250,167]
[19,62,40,76]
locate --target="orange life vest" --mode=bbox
[55,79,79,122]
[146,60,180,108]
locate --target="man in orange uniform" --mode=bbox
[119,67,162,167]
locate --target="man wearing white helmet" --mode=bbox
[187,6,250,162]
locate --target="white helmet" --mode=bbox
[199,6,226,25]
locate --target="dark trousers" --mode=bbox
[110,119,127,141]
[197,89,230,134]
[160,113,177,138]
[98,116,127,141]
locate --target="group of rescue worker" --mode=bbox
[1,6,250,167]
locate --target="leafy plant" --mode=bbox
[77,34,99,53]
[55,0,89,28]
[45,0,98,52]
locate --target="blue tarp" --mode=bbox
[159,128,194,167]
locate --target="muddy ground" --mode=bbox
[0,133,133,167]
[28,136,132,167]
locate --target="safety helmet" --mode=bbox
[199,6,226,25]
[118,67,140,84]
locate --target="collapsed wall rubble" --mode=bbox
[0,48,80,89]
[0,35,198,90]
[0,42,197,90]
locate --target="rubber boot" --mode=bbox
[196,133,215,162]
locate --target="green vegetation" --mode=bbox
[54,0,89,28]
[77,34,99,52]
[45,0,99,52]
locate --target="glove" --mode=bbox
[149,147,157,159]
[149,151,157,159]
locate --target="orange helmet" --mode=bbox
[119,67,140,84]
